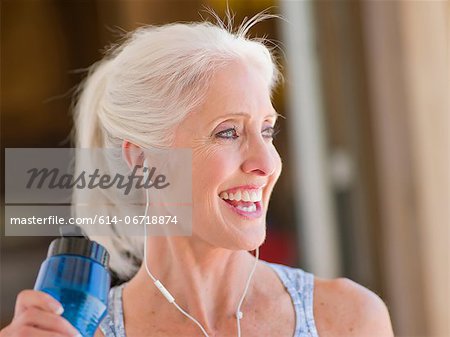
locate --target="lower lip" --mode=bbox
[220,198,263,219]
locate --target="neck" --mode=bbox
[126,236,259,334]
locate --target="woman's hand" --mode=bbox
[0,290,81,337]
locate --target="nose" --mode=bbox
[240,134,279,176]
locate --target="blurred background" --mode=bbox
[1,0,448,336]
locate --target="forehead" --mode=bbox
[197,61,274,119]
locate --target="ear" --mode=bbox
[122,140,145,170]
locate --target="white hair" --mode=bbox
[72,11,282,281]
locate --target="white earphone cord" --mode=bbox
[142,167,259,337]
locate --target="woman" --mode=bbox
[1,13,394,337]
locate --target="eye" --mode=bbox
[262,124,281,139]
[215,126,239,140]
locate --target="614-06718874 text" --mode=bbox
[8,215,178,226]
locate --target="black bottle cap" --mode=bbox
[47,237,110,268]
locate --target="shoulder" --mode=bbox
[313,277,394,337]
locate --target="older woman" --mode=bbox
[1,14,394,337]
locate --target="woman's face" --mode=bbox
[173,61,282,250]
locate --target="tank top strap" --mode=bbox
[262,261,319,337]
[99,283,127,337]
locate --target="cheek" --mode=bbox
[270,145,283,177]
[191,147,239,229]
[192,145,239,195]
[276,151,283,174]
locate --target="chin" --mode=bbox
[234,224,267,251]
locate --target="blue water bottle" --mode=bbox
[34,235,111,337]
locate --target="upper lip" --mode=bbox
[219,184,266,195]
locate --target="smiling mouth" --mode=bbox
[219,198,263,218]
[218,189,264,218]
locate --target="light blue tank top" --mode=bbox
[99,261,319,337]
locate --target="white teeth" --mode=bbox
[219,189,262,202]
[242,191,250,202]
[234,190,241,200]
[236,204,257,213]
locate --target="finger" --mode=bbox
[15,308,80,337]
[14,290,64,318]
[8,325,68,337]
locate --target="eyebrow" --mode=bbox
[209,111,281,126]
